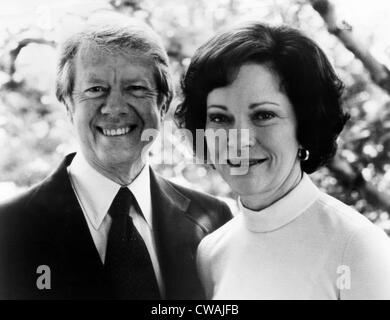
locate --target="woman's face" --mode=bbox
[205,63,302,209]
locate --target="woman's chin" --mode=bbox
[229,179,266,197]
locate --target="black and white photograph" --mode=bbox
[0,0,390,306]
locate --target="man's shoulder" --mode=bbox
[0,181,44,221]
[155,174,233,232]
[0,159,68,225]
[168,178,222,203]
[158,175,227,208]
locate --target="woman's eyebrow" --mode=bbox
[249,101,280,109]
[207,105,228,110]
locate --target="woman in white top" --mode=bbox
[177,22,390,299]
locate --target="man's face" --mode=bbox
[68,44,162,174]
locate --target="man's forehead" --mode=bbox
[76,41,153,67]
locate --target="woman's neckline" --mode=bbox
[238,174,320,233]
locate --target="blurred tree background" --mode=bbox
[0,0,390,234]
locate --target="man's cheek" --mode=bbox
[144,111,161,129]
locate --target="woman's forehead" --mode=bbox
[209,64,282,97]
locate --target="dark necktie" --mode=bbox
[104,187,161,299]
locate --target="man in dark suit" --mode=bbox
[0,14,232,300]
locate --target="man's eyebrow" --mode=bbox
[207,105,228,111]
[85,75,106,84]
[249,101,280,109]
[122,79,153,87]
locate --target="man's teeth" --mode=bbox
[102,127,131,136]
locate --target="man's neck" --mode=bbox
[87,157,146,186]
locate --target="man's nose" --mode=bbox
[100,90,129,116]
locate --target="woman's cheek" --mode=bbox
[207,134,229,165]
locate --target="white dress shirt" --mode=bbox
[67,152,164,297]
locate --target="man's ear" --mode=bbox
[160,102,167,120]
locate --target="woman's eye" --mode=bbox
[208,114,230,124]
[84,86,108,98]
[253,112,275,121]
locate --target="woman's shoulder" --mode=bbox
[316,192,390,299]
[311,190,390,256]
[313,190,377,232]
[198,214,243,255]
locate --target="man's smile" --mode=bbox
[96,125,138,137]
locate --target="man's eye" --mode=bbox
[130,85,146,91]
[208,114,230,124]
[84,86,108,98]
[126,85,148,97]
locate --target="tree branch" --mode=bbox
[8,38,56,77]
[327,155,390,213]
[309,0,390,94]
[309,0,390,215]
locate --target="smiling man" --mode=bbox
[0,14,232,300]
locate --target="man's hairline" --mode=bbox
[59,40,169,108]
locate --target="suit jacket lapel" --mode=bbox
[31,155,206,299]
[36,154,105,297]
[150,169,205,299]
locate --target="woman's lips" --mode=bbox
[226,158,267,167]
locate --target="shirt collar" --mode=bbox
[127,161,152,227]
[68,152,152,230]
[238,173,320,233]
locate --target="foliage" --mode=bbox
[0,0,389,232]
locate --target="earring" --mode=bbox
[298,148,310,161]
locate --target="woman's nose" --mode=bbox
[100,90,129,116]
[228,120,256,149]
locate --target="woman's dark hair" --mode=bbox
[178,22,349,173]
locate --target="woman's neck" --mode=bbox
[241,166,303,211]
